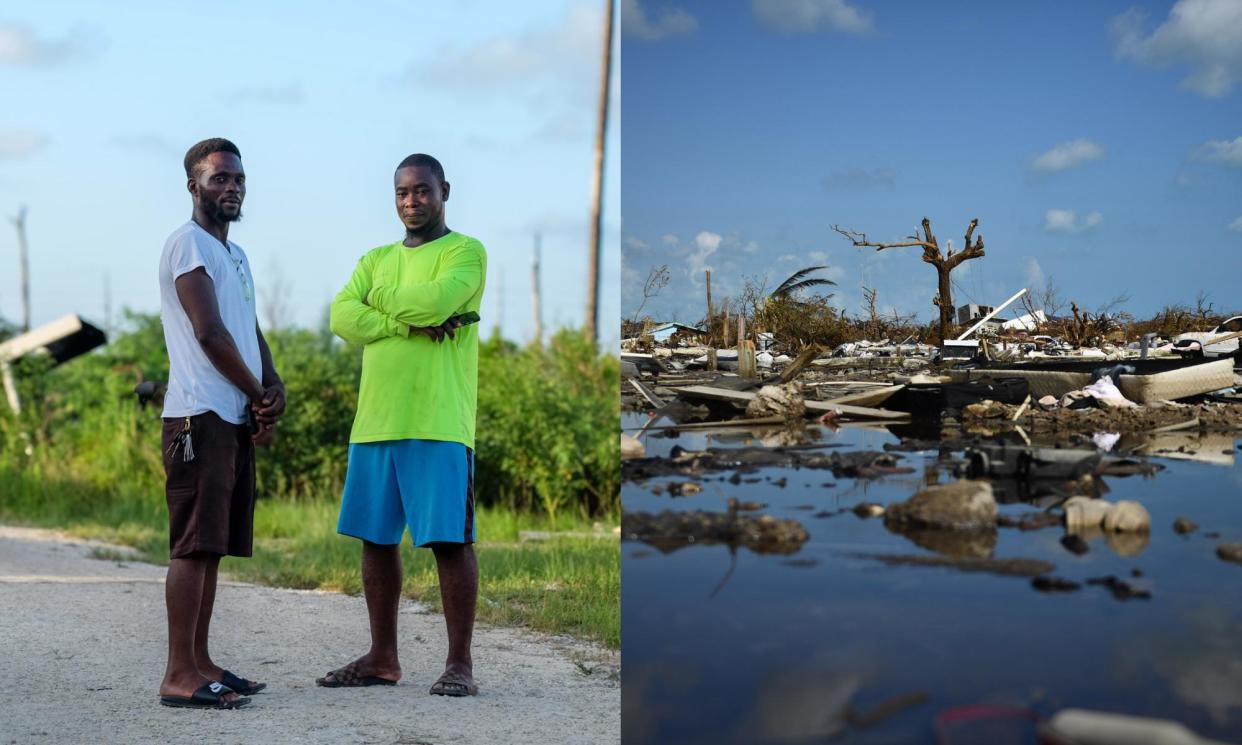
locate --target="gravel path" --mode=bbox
[0,526,619,745]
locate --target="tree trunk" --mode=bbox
[936,265,953,343]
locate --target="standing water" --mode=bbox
[622,412,1242,744]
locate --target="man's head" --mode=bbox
[394,153,449,233]
[185,138,245,224]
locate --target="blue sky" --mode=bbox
[621,0,1242,326]
[0,0,619,343]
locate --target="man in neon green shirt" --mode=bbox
[319,154,486,697]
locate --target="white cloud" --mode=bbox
[752,0,873,35]
[621,0,698,41]
[1111,0,1242,98]
[808,250,828,263]
[662,233,679,245]
[1025,258,1045,287]
[742,240,761,253]
[1228,216,1242,232]
[0,22,90,65]
[686,230,721,278]
[777,253,799,263]
[1032,139,1105,172]
[1044,209,1103,234]
[0,131,47,159]
[695,231,722,251]
[1195,135,1242,167]
[624,235,649,250]
[413,4,602,112]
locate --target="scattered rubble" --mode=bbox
[744,381,807,420]
[621,509,809,555]
[855,553,1054,578]
[1218,544,1242,565]
[883,480,997,531]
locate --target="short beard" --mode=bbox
[203,199,243,224]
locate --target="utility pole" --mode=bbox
[10,206,30,333]
[585,0,614,345]
[531,232,543,346]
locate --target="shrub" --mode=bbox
[1,313,618,519]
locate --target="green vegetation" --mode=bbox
[0,314,620,647]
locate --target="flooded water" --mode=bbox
[622,412,1242,744]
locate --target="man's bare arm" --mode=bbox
[175,268,264,404]
[254,324,286,429]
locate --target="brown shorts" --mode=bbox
[162,411,256,559]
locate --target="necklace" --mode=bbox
[226,248,253,303]
[193,221,253,302]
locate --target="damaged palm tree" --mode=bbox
[833,217,985,343]
[770,265,836,300]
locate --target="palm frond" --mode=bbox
[771,266,836,299]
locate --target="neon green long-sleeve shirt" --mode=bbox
[329,231,487,447]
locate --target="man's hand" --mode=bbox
[255,383,286,423]
[252,425,277,447]
[410,316,465,343]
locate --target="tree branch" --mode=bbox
[832,224,933,252]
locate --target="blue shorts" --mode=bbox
[338,439,476,547]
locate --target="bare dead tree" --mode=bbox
[1194,290,1214,323]
[833,217,985,342]
[629,264,669,322]
[862,286,879,337]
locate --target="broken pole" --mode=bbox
[956,288,1028,340]
[777,345,823,385]
[11,206,30,333]
[737,314,757,378]
[705,269,713,345]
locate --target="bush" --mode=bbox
[0,313,618,519]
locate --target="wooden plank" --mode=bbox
[628,378,666,408]
[805,381,896,387]
[776,345,822,384]
[672,385,910,420]
[1204,329,1242,346]
[822,384,904,408]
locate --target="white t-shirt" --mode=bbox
[159,220,262,424]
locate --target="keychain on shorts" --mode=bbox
[167,416,196,462]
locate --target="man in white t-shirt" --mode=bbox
[156,138,285,710]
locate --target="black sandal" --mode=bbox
[160,681,250,709]
[221,670,266,696]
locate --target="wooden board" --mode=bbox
[672,385,910,420]
[822,384,905,408]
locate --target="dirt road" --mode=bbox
[0,526,619,745]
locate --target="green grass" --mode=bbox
[0,465,620,648]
